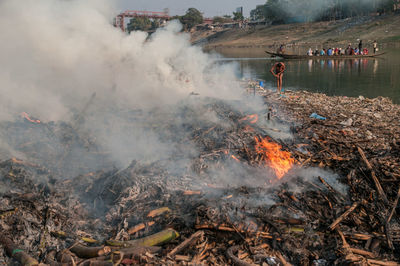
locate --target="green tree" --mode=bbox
[233,11,244,21]
[250,5,265,20]
[250,0,395,24]
[151,20,161,30]
[180,8,203,29]
[127,17,152,32]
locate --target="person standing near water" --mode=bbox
[373,40,378,54]
[270,62,285,94]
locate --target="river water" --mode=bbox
[216,46,400,104]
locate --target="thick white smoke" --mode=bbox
[0,0,241,122]
[0,0,246,168]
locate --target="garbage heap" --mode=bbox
[1,94,399,265]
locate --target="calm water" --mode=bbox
[218,47,400,103]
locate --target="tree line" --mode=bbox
[250,0,399,24]
[127,8,204,33]
[127,8,245,33]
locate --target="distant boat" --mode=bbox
[265,50,386,60]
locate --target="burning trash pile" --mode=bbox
[2,0,398,264]
[1,94,399,266]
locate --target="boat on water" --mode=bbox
[265,50,385,60]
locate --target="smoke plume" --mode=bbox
[266,0,387,22]
[0,0,245,169]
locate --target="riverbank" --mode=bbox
[192,14,400,53]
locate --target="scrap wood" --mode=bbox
[174,255,191,261]
[366,259,400,266]
[343,232,384,241]
[117,246,161,258]
[128,221,155,235]
[0,235,38,266]
[183,190,202,195]
[106,229,179,248]
[318,176,346,201]
[147,207,171,218]
[168,230,204,258]
[0,208,18,219]
[195,224,280,240]
[336,228,350,250]
[349,247,376,258]
[357,146,389,205]
[69,243,111,259]
[386,185,400,226]
[328,201,359,230]
[274,251,293,266]
[2,92,400,265]
[226,245,255,266]
[110,251,124,266]
[79,258,114,266]
[56,249,76,264]
[191,241,211,263]
[385,185,400,250]
[51,231,99,244]
[46,250,69,266]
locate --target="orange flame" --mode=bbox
[21,112,41,124]
[240,114,258,124]
[254,136,294,179]
[231,155,240,162]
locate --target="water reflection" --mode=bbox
[225,50,399,103]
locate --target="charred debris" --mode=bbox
[1,90,400,265]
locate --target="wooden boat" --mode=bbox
[265,50,385,60]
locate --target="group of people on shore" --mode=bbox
[306,40,378,56]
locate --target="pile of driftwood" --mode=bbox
[0,94,399,265]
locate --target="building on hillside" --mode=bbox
[203,18,213,25]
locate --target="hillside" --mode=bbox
[192,14,400,52]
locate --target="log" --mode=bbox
[0,236,39,266]
[357,147,389,205]
[328,202,359,230]
[168,231,204,258]
[69,244,111,259]
[106,229,179,248]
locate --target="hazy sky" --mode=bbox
[116,0,267,17]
